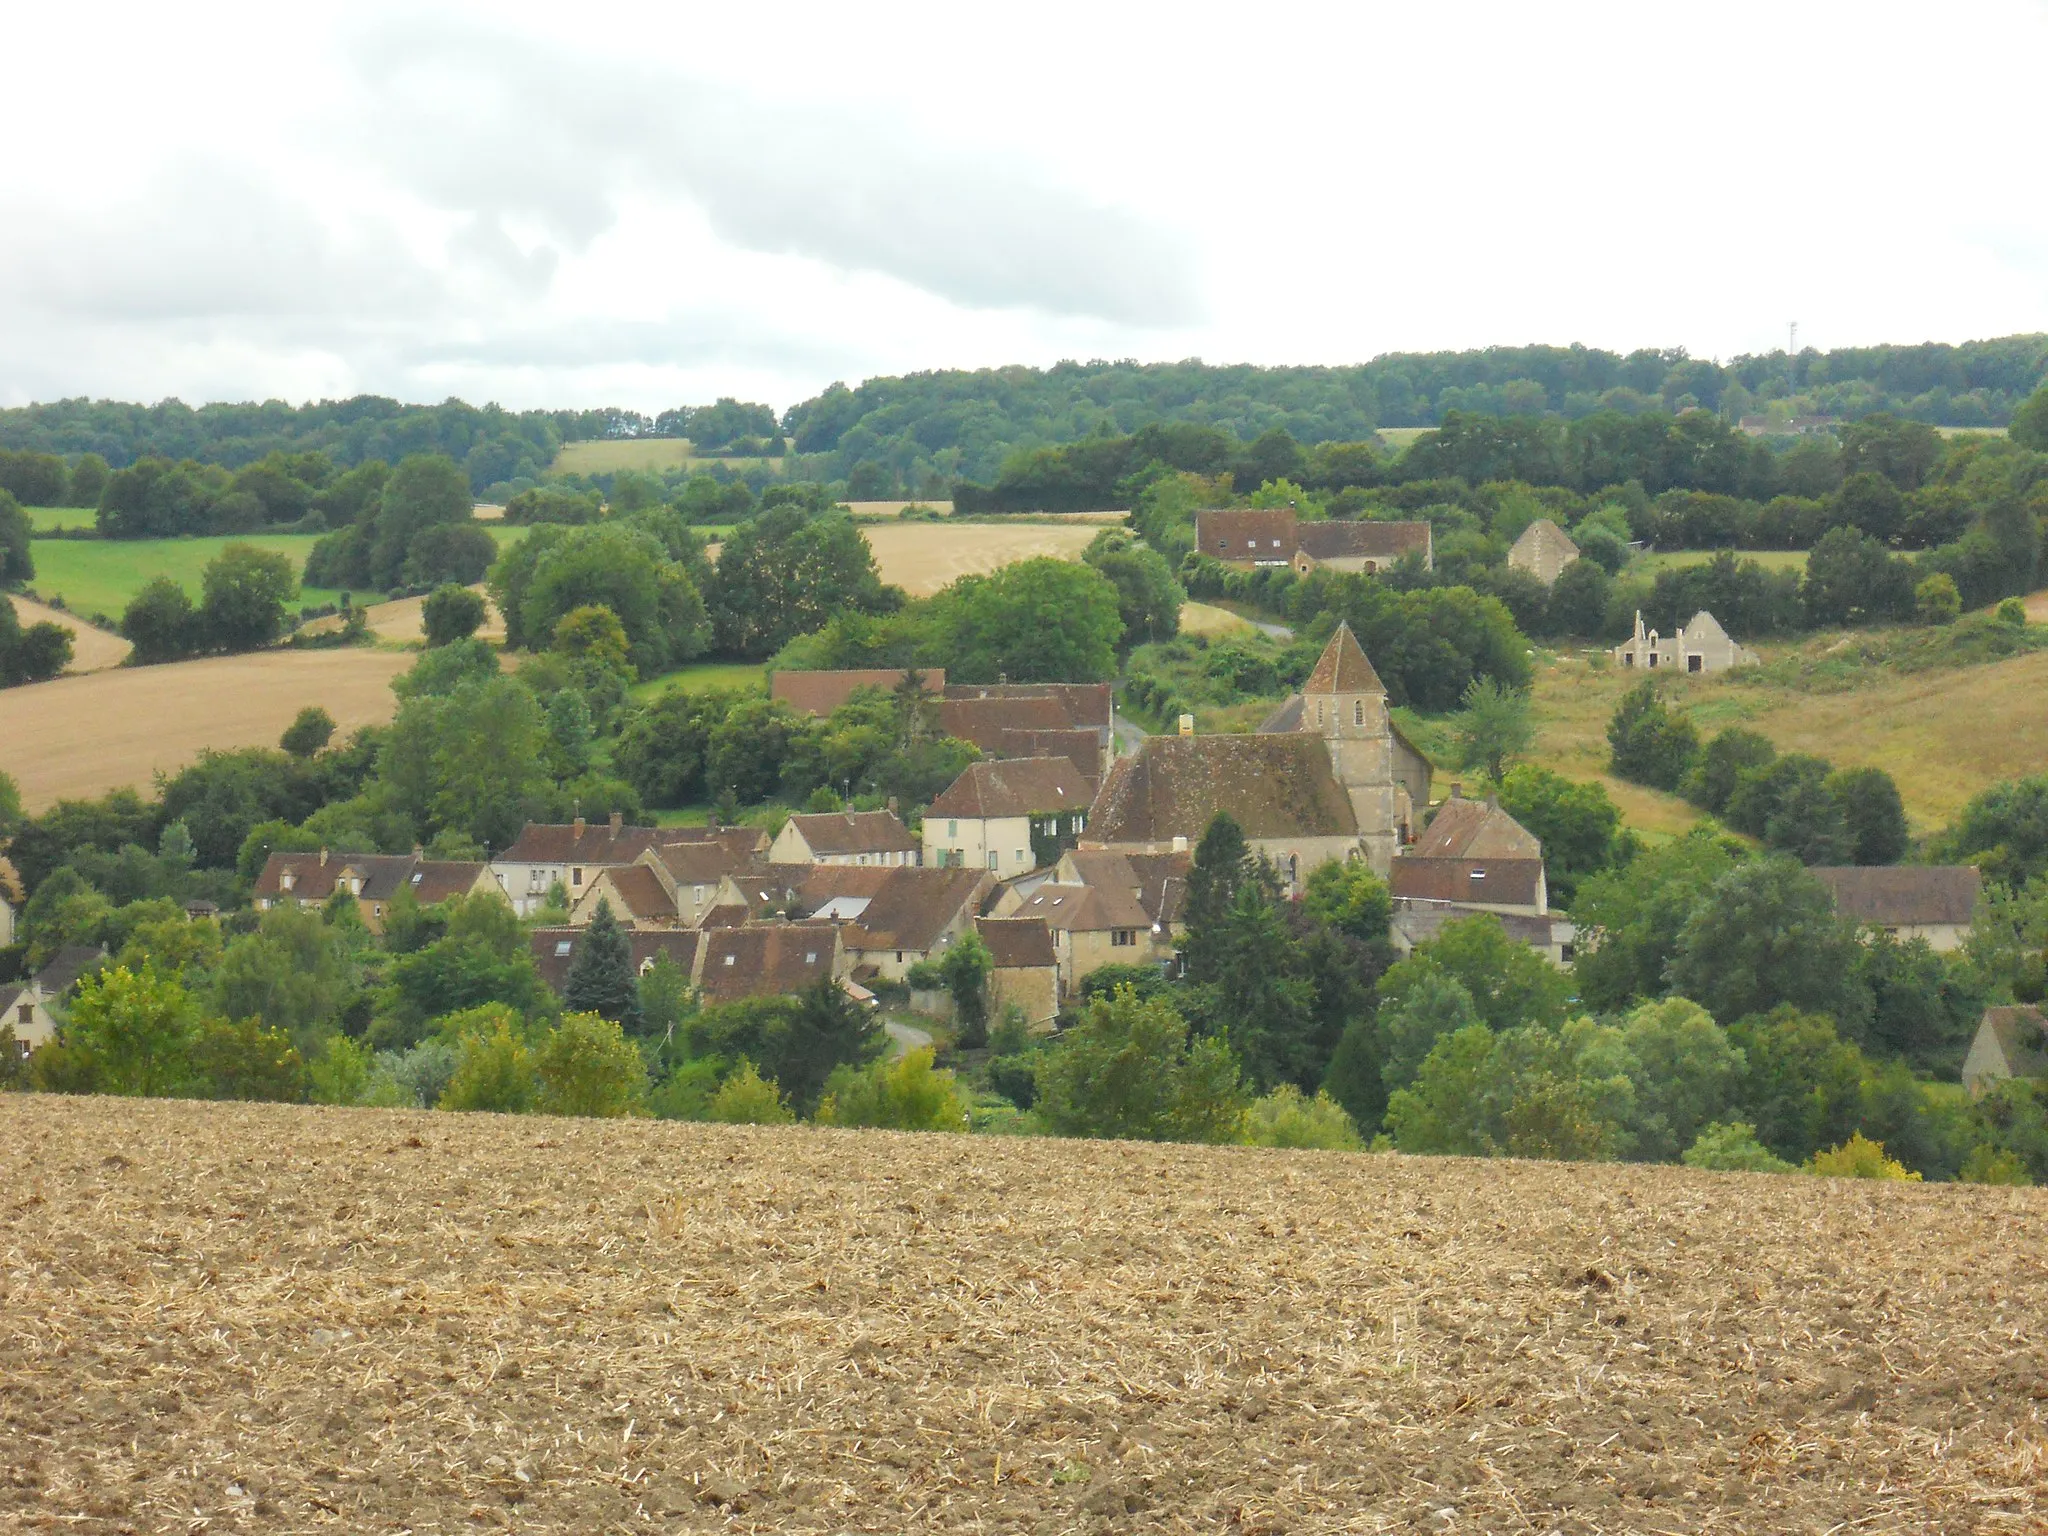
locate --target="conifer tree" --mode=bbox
[564,899,643,1033]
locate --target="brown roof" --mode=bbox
[698,923,840,1004]
[1389,858,1545,909]
[976,917,1058,970]
[770,669,944,718]
[1974,1006,2048,1080]
[650,840,761,887]
[587,865,679,924]
[1196,507,1297,560]
[1304,623,1386,696]
[1412,797,1542,860]
[786,810,918,856]
[997,727,1102,785]
[1295,519,1432,563]
[530,928,700,994]
[927,757,1093,820]
[255,850,417,903]
[659,825,771,858]
[496,820,704,867]
[936,695,1072,752]
[1087,734,1358,845]
[942,682,1113,736]
[406,861,490,905]
[1061,849,1191,927]
[1012,882,1151,933]
[1811,866,1982,929]
[1391,901,1571,953]
[701,904,750,929]
[842,867,990,954]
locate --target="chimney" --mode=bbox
[318,847,329,867]
[1178,713,1195,737]
[573,816,586,838]
[887,796,899,817]
[609,811,623,836]
[1171,834,1189,854]
[1449,783,1463,800]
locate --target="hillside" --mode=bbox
[4,1096,2041,1533]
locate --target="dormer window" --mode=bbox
[279,871,295,892]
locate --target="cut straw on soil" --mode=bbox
[2,1095,2042,1533]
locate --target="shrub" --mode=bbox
[705,1059,795,1124]
[535,1011,649,1118]
[816,1048,970,1131]
[1242,1085,1365,1150]
[1914,572,1961,626]
[280,705,336,758]
[308,1034,374,1105]
[1959,1144,2033,1186]
[1034,987,1248,1144]
[1681,1121,1793,1173]
[423,583,489,647]
[1997,597,2028,629]
[438,1013,539,1113]
[1808,1132,1921,1181]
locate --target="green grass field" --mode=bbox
[1632,548,1809,575]
[628,660,768,702]
[24,505,97,532]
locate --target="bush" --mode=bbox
[280,705,336,758]
[1242,1085,1365,1150]
[1034,987,1248,1144]
[1681,1121,1794,1173]
[438,1013,539,1113]
[1914,572,1961,626]
[1959,1144,2033,1186]
[816,1048,970,1131]
[423,583,488,647]
[705,1059,794,1124]
[535,1011,649,1118]
[1606,681,1698,791]
[987,1054,1038,1109]
[1808,1132,1921,1180]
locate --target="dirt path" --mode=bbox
[6,594,132,672]
[0,648,410,809]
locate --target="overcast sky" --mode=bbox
[6,0,2046,414]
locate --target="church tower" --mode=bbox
[1298,622,1406,872]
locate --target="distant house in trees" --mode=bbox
[769,810,921,868]
[254,850,497,933]
[1962,1005,2048,1096]
[1810,866,1982,953]
[491,814,766,918]
[530,927,702,994]
[1613,610,1757,674]
[975,917,1060,1030]
[1387,794,1575,965]
[0,945,109,1058]
[923,757,1093,874]
[1194,507,1432,574]
[1507,519,1580,586]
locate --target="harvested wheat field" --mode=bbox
[862,522,1099,596]
[4,1097,2044,1534]
[5,594,131,672]
[0,649,409,810]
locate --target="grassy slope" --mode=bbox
[1633,548,1809,575]
[552,440,784,475]
[628,660,768,702]
[23,505,96,532]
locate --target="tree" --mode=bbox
[1378,912,1572,1035]
[933,557,1125,683]
[371,454,473,590]
[190,1016,309,1102]
[64,965,199,1097]
[1606,681,1698,791]
[1571,828,1743,1010]
[1082,529,1184,646]
[938,928,993,1047]
[1180,812,1256,981]
[5,620,71,684]
[1376,969,1483,1094]
[67,453,111,508]
[1914,572,1961,625]
[1670,860,1870,1033]
[1495,764,1621,906]
[536,1011,649,1117]
[706,508,890,659]
[1183,879,1323,1092]
[437,1007,539,1113]
[1809,1132,1921,1180]
[1726,753,1850,864]
[1385,1021,1633,1161]
[280,706,336,758]
[1681,727,1776,816]
[816,1048,970,1131]
[200,543,297,653]
[706,1060,795,1124]
[2009,384,2048,452]
[563,899,643,1032]
[1935,775,2048,887]
[1035,987,1249,1143]
[382,675,552,852]
[1300,859,1392,944]
[1828,766,1908,866]
[1618,997,1744,1162]
[1681,1121,1793,1173]
[0,767,20,842]
[0,488,33,585]
[1545,556,1612,637]
[120,576,200,664]
[1242,1085,1364,1149]
[1803,528,1914,627]
[423,584,488,647]
[1453,678,1533,782]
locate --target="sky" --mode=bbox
[5,0,2047,415]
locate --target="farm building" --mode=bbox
[1507,519,1580,585]
[1195,507,1432,574]
[491,816,765,918]
[1810,866,1982,952]
[1613,610,1757,674]
[975,917,1061,1029]
[924,757,1093,874]
[1962,1005,2048,1095]
[253,851,497,933]
[769,810,921,868]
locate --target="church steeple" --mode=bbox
[1304,622,1386,698]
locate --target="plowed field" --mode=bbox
[3,1095,2043,1533]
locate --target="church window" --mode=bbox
[1354,699,1365,726]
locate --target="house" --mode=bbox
[1195,507,1433,574]
[987,727,1108,791]
[975,917,1060,1030]
[992,847,1189,995]
[490,814,748,917]
[530,928,702,995]
[1811,866,1982,952]
[253,851,497,933]
[642,840,770,928]
[1090,624,1425,884]
[923,757,1094,873]
[1390,904,1578,967]
[1054,848,1190,938]
[568,864,681,929]
[769,809,921,867]
[786,865,992,983]
[697,923,845,1005]
[1507,519,1580,586]
[1389,793,1550,918]
[770,668,945,718]
[1962,1005,2048,1096]
[935,682,1117,780]
[1614,610,1757,674]
[0,945,108,1058]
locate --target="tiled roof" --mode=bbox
[792,866,897,912]
[659,825,771,858]
[976,917,1058,969]
[1088,734,1358,844]
[255,850,411,903]
[927,757,1093,820]
[1303,623,1386,696]
[1389,858,1544,909]
[936,695,1073,753]
[770,669,944,718]
[589,866,679,924]
[1811,866,1982,929]
[1295,520,1432,563]
[842,867,989,954]
[33,945,105,997]
[496,821,676,866]
[996,728,1103,785]
[650,840,760,887]
[1195,507,1297,559]
[1062,849,1191,926]
[1411,797,1542,861]
[530,928,700,994]
[1011,882,1151,933]
[406,861,489,905]
[698,924,840,1004]
[941,682,1113,735]
[786,810,918,856]
[1391,901,1572,952]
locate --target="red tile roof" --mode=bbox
[530,928,700,994]
[1389,858,1544,909]
[698,924,841,1004]
[497,821,685,867]
[1295,520,1432,564]
[976,917,1058,970]
[927,757,1094,820]
[586,865,679,925]
[1196,507,1298,561]
[841,867,991,954]
[1411,798,1542,860]
[785,810,919,856]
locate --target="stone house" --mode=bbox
[1962,1005,2048,1095]
[253,851,497,934]
[1196,507,1432,574]
[0,946,108,1059]
[990,846,1190,997]
[569,864,681,929]
[1507,519,1580,586]
[833,866,995,983]
[530,928,703,996]
[490,815,767,918]
[697,923,846,1006]
[769,809,921,868]
[1810,866,1981,952]
[1389,794,1550,918]
[1613,610,1757,674]
[975,917,1060,1030]
[936,683,1116,782]
[923,757,1093,874]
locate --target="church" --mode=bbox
[1083,624,1432,886]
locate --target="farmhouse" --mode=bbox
[1962,1005,2047,1095]
[975,917,1061,1029]
[491,815,764,918]
[1195,507,1432,574]
[994,847,1188,995]
[924,757,1093,873]
[1507,519,1580,586]
[770,668,945,718]
[834,866,995,983]
[769,809,920,868]
[1389,793,1550,918]
[1810,866,1981,952]
[0,945,108,1058]
[1613,610,1757,674]
[530,928,702,995]
[253,850,497,933]
[697,923,845,1005]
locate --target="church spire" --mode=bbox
[1303,622,1385,696]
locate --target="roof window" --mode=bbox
[723,954,736,966]
[554,940,572,956]
[805,951,818,964]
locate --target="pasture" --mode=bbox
[630,660,767,701]
[0,648,410,810]
[1632,548,1810,576]
[4,1094,2042,1532]
[22,505,95,532]
[25,534,335,621]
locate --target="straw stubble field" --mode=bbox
[3,1096,2044,1534]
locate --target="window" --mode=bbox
[1687,654,1703,673]
[805,952,818,964]
[1270,539,1281,548]
[410,872,423,886]
[1647,653,1658,668]
[279,871,295,892]
[693,885,705,903]
[988,850,1000,870]
[1015,850,1026,865]
[554,940,572,957]
[1469,869,1486,881]
[896,951,904,963]
[947,820,958,838]
[16,1002,29,1025]
[1245,538,1256,549]
[723,954,736,967]
[572,867,584,885]
[1112,930,1135,947]
[1559,943,1576,964]
[1622,652,1635,667]
[1354,699,1365,726]
[1316,702,1325,726]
